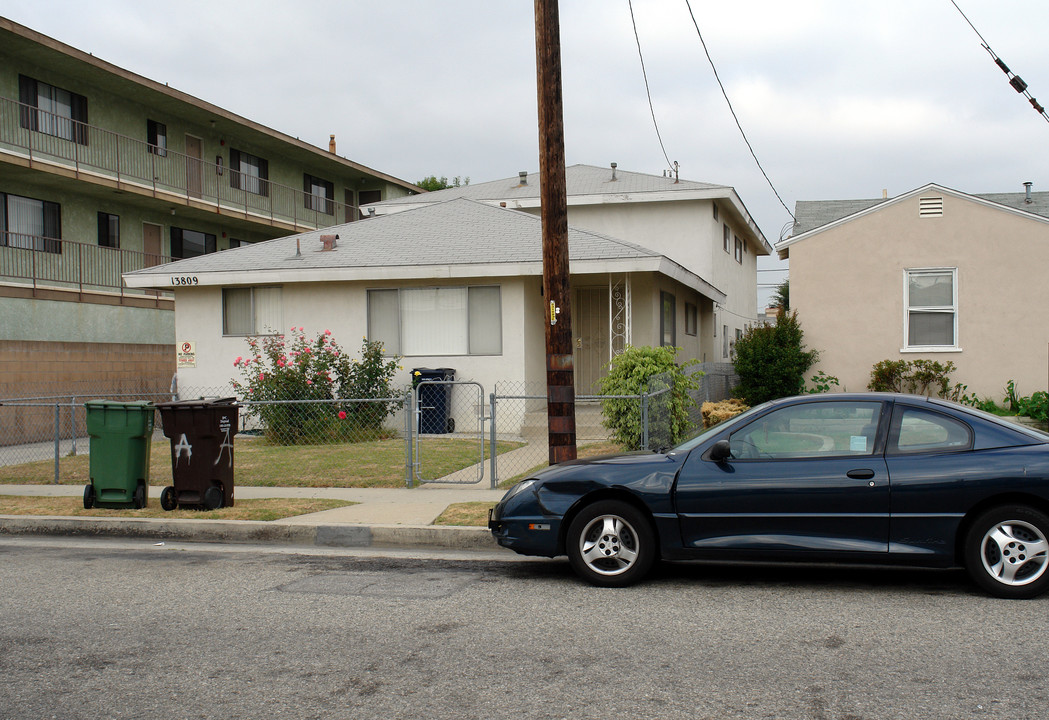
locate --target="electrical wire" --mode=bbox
[682,0,794,220]
[627,0,674,172]
[949,0,1049,124]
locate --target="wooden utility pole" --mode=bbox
[534,0,577,464]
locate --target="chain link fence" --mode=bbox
[1,363,739,487]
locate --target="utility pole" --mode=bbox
[534,0,577,464]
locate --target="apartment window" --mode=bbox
[228,238,242,249]
[304,174,334,214]
[229,148,269,196]
[367,286,502,356]
[18,75,88,145]
[723,224,730,253]
[712,202,719,221]
[734,236,743,263]
[685,303,698,336]
[358,189,382,219]
[222,287,283,335]
[1,192,61,253]
[147,120,167,156]
[97,212,119,248]
[905,268,957,348]
[660,292,676,347]
[170,227,216,259]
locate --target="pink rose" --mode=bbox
[259,372,265,381]
[234,356,242,366]
[338,411,347,419]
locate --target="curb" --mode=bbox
[0,515,498,551]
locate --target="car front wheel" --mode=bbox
[566,500,655,588]
[964,505,1049,599]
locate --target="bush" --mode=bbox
[231,328,402,444]
[732,312,818,405]
[597,346,700,450]
[867,359,956,397]
[701,398,749,428]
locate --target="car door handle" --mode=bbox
[847,469,876,480]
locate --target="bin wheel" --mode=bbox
[204,486,224,511]
[160,486,177,512]
[83,484,94,509]
[446,417,455,434]
[133,483,146,510]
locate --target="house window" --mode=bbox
[229,148,269,196]
[734,236,743,263]
[97,212,119,248]
[685,303,698,336]
[713,202,719,221]
[723,325,729,358]
[222,287,283,335]
[367,286,502,356]
[228,238,242,249]
[147,120,167,156]
[723,224,730,253]
[18,75,88,145]
[304,174,334,214]
[905,268,957,348]
[170,227,216,259]
[660,292,676,347]
[1,192,61,253]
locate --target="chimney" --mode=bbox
[610,162,618,181]
[882,189,888,199]
[518,171,528,186]
[1024,181,1033,203]
[320,234,338,251]
[328,134,336,153]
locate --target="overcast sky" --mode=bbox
[7,0,1049,306]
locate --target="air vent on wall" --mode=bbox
[919,196,944,217]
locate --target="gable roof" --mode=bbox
[778,183,1049,259]
[367,164,772,255]
[124,198,725,302]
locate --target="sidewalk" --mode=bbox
[0,482,511,552]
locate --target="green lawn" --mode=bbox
[0,436,523,489]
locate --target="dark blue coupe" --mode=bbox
[489,393,1049,598]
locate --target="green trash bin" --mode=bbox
[83,400,154,509]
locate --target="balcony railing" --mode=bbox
[1,232,172,301]
[0,95,361,230]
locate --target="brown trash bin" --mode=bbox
[155,398,238,511]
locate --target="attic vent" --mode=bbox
[320,234,338,251]
[919,197,943,218]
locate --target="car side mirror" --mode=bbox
[710,439,733,463]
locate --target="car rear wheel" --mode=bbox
[964,505,1049,599]
[566,500,655,587]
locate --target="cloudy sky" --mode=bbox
[7,0,1049,305]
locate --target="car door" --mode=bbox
[675,399,891,554]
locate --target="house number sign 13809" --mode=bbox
[170,276,199,286]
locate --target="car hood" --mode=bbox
[532,451,676,481]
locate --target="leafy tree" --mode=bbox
[732,311,818,405]
[597,346,700,450]
[771,278,789,311]
[416,175,470,191]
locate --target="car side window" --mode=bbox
[889,406,972,454]
[728,401,883,460]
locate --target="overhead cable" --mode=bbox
[627,0,674,172]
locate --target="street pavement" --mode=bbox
[0,481,512,552]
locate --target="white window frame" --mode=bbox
[367,286,502,357]
[222,286,283,336]
[902,267,960,352]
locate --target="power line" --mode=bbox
[627,0,674,172]
[949,0,1049,124]
[682,0,794,221]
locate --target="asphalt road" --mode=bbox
[1,537,1045,720]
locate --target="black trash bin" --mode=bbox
[412,368,455,434]
[155,398,238,511]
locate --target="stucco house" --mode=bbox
[777,182,1049,400]
[123,198,730,432]
[367,164,772,366]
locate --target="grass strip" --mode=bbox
[0,496,355,522]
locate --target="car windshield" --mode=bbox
[667,400,772,456]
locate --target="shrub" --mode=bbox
[732,312,818,405]
[701,398,749,428]
[231,328,402,444]
[867,359,956,397]
[597,346,700,450]
[806,370,841,394]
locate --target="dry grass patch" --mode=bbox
[433,501,495,527]
[0,495,354,522]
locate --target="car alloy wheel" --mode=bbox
[566,500,655,587]
[965,505,1049,599]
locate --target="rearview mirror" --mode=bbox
[710,439,733,463]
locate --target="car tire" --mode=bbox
[160,486,177,512]
[566,500,656,587]
[203,486,224,511]
[964,505,1049,599]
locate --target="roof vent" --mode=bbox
[320,234,338,251]
[518,171,528,186]
[610,162,618,181]
[919,197,943,218]
[1025,181,1033,203]
[367,207,376,217]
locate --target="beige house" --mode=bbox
[778,182,1049,400]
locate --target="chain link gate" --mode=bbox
[411,380,486,485]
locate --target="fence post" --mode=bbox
[641,386,649,451]
[489,392,497,489]
[70,396,78,456]
[53,403,60,484]
[404,390,414,488]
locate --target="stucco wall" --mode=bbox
[791,193,1049,400]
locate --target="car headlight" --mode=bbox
[501,479,537,503]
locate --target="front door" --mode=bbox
[185,135,202,198]
[142,222,162,267]
[573,287,609,394]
